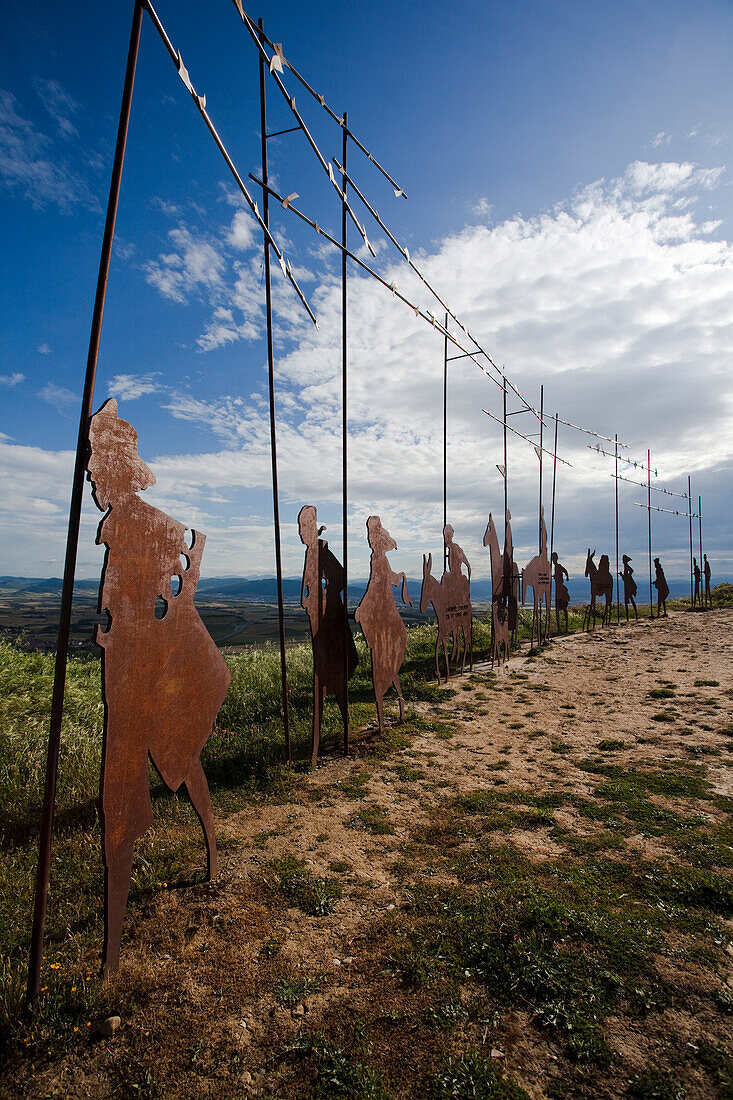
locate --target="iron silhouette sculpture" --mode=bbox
[693,557,701,609]
[521,506,551,647]
[354,516,412,731]
[299,505,358,766]
[704,554,712,608]
[483,512,510,665]
[551,551,570,635]
[503,509,520,648]
[653,557,669,617]
[420,525,473,682]
[87,399,230,975]
[620,554,638,622]
[583,549,613,630]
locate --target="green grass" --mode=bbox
[262,855,342,916]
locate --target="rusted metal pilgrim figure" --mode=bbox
[620,554,638,622]
[299,505,358,766]
[704,554,712,608]
[483,513,510,665]
[354,516,412,731]
[693,557,701,609]
[521,506,551,647]
[551,551,570,635]
[653,557,670,617]
[420,524,472,682]
[503,509,520,648]
[583,549,613,630]
[87,399,231,974]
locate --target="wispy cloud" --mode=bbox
[38,382,77,412]
[32,77,80,139]
[0,372,24,386]
[37,343,51,356]
[143,226,226,304]
[0,90,98,211]
[651,131,672,148]
[108,373,161,401]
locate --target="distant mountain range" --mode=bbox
[0,573,713,605]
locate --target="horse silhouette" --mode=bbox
[521,506,551,647]
[483,513,510,665]
[583,548,613,629]
[420,551,472,681]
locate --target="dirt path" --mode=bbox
[9,608,733,1100]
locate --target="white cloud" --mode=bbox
[32,77,80,139]
[38,382,77,411]
[651,131,672,148]
[6,158,733,580]
[0,372,24,386]
[108,373,161,401]
[228,208,256,251]
[143,226,225,304]
[37,343,51,355]
[0,90,98,211]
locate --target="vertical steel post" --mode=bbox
[648,449,653,618]
[699,495,704,607]
[687,475,694,606]
[341,113,349,755]
[549,413,558,561]
[502,376,508,519]
[26,0,144,1010]
[443,312,448,572]
[538,385,544,552]
[258,18,291,762]
[615,434,620,623]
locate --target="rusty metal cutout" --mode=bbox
[521,506,551,646]
[653,557,670,617]
[621,554,638,621]
[583,548,613,629]
[551,551,570,634]
[693,557,701,608]
[483,513,509,665]
[420,524,473,682]
[87,399,231,974]
[503,509,520,648]
[704,554,712,608]
[354,516,411,730]
[298,505,358,766]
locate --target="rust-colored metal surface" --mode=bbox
[621,554,638,621]
[521,506,551,646]
[503,509,520,647]
[653,557,670,617]
[87,399,231,975]
[420,525,473,682]
[551,551,570,634]
[354,517,411,730]
[483,513,509,665]
[299,505,358,766]
[583,548,613,630]
[704,554,712,608]
[693,557,701,609]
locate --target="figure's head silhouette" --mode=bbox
[366,515,396,553]
[623,554,631,565]
[87,399,155,511]
[551,551,558,565]
[298,504,325,547]
[443,524,454,543]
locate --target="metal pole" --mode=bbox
[538,385,544,552]
[258,17,290,762]
[699,495,704,607]
[615,434,620,623]
[503,376,508,519]
[687,475,694,606]
[549,413,558,561]
[443,312,448,572]
[341,112,349,756]
[648,449,653,618]
[26,0,144,1010]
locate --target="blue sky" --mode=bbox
[1,0,733,583]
